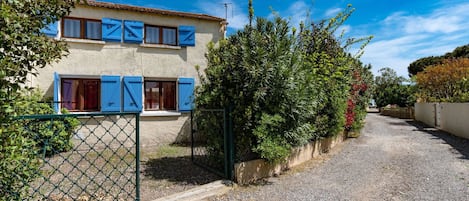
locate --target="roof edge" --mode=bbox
[81,0,226,22]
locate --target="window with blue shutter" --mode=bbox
[53,72,60,113]
[124,20,143,43]
[102,18,122,42]
[123,76,143,112]
[42,21,59,38]
[178,26,195,47]
[101,75,121,112]
[178,77,195,112]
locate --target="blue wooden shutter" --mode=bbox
[178,77,195,112]
[124,20,143,43]
[178,26,195,47]
[53,72,60,113]
[123,76,143,112]
[102,18,122,42]
[41,21,59,38]
[101,75,121,112]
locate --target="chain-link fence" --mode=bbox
[13,112,140,200]
[191,108,234,180]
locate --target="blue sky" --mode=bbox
[100,0,469,78]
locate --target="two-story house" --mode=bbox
[32,1,226,145]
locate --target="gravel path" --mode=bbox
[210,113,469,201]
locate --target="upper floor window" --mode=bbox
[62,17,101,40]
[145,25,177,46]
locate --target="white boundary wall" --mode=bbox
[439,103,469,139]
[414,103,436,127]
[415,102,469,139]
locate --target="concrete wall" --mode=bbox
[414,103,436,127]
[234,132,347,184]
[30,4,223,145]
[439,103,469,139]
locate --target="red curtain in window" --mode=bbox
[84,80,99,110]
[162,82,176,110]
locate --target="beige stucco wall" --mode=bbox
[31,5,224,96]
[30,5,223,145]
[439,103,469,139]
[414,103,436,127]
[234,132,347,184]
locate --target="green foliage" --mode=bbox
[408,56,444,77]
[196,5,372,163]
[415,58,469,102]
[17,90,80,156]
[0,1,75,200]
[252,114,290,163]
[408,43,469,76]
[373,67,413,107]
[1,90,79,199]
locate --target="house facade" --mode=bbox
[32,1,226,145]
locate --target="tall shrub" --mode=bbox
[196,3,371,163]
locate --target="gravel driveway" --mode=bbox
[210,113,469,201]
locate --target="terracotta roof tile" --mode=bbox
[82,0,225,22]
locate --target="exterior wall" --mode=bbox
[31,5,223,144]
[440,103,469,139]
[414,103,436,127]
[31,5,223,95]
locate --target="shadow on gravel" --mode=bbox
[142,156,222,185]
[388,121,415,126]
[406,120,469,160]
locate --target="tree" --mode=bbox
[408,43,469,76]
[416,58,469,102]
[373,67,411,107]
[407,56,444,77]
[0,1,75,199]
[447,44,469,58]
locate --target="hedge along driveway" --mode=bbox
[210,113,469,200]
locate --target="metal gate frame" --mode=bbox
[190,107,234,180]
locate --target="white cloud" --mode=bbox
[324,8,341,18]
[357,2,469,78]
[195,0,248,29]
[285,0,310,27]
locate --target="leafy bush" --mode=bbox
[196,3,372,163]
[0,90,79,199]
[17,90,79,156]
[346,63,373,133]
[416,58,469,102]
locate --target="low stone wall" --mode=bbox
[234,132,347,184]
[380,107,414,119]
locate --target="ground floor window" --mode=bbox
[144,80,176,110]
[61,78,100,112]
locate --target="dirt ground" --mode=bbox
[139,145,222,201]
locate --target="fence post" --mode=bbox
[223,105,235,180]
[190,110,195,162]
[227,105,234,180]
[135,113,140,201]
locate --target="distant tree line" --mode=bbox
[408,44,469,76]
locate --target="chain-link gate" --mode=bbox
[11,112,140,200]
[190,108,234,180]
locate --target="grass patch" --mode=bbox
[142,145,191,159]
